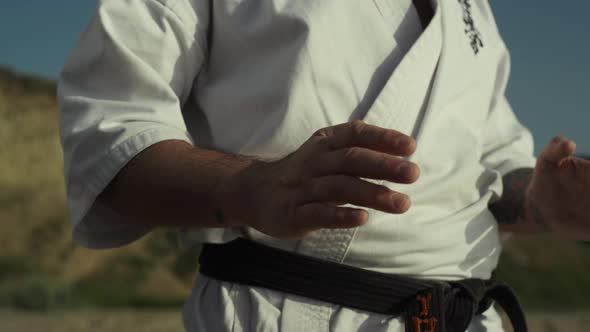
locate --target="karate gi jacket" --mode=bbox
[58,0,536,331]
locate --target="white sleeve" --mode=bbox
[58,0,209,249]
[480,44,536,194]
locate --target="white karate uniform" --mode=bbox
[58,0,536,331]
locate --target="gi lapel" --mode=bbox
[412,0,435,29]
[362,0,442,138]
[416,0,494,132]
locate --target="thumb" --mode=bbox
[537,136,577,172]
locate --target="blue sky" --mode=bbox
[1,1,588,155]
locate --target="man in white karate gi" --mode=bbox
[58,0,589,331]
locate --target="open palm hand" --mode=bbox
[528,137,590,240]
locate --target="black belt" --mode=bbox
[413,0,435,29]
[199,238,527,332]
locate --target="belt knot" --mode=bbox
[404,279,527,332]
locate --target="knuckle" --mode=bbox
[306,135,322,147]
[378,130,389,145]
[349,120,366,138]
[367,185,388,205]
[377,155,391,173]
[375,185,392,199]
[312,127,330,137]
[314,135,335,150]
[343,147,363,162]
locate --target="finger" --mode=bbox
[326,201,347,206]
[537,136,577,172]
[296,203,369,230]
[315,120,416,156]
[574,157,590,172]
[313,147,420,184]
[564,156,590,176]
[301,175,411,214]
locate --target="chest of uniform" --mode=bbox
[425,0,505,125]
[204,1,506,151]
[438,0,502,85]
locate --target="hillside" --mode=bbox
[0,67,198,309]
[0,66,589,311]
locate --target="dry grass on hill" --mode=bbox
[0,67,197,309]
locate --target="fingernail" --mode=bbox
[395,137,409,149]
[560,141,568,150]
[393,195,409,211]
[397,163,412,177]
[352,210,367,221]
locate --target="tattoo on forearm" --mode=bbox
[489,168,540,226]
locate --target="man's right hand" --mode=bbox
[216,120,420,240]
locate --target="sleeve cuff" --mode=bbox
[67,127,193,249]
[493,157,536,178]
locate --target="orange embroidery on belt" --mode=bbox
[417,293,432,317]
[411,292,437,332]
[412,317,438,332]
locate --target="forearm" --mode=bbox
[489,168,547,233]
[97,139,261,228]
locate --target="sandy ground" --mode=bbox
[2,309,590,332]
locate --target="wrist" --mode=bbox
[212,157,267,228]
[523,184,551,232]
